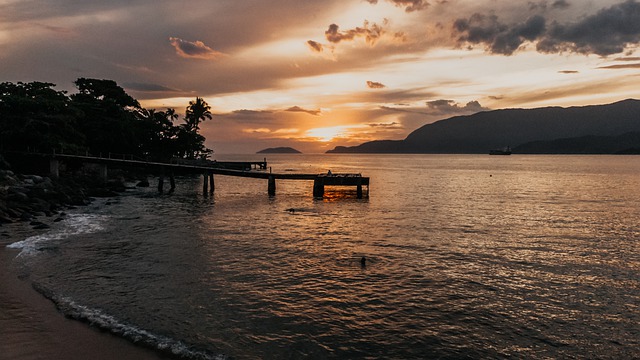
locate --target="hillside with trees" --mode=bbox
[327,99,640,154]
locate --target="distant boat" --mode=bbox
[489,146,512,155]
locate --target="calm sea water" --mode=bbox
[8,154,640,359]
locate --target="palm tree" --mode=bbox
[184,97,212,132]
[165,108,179,123]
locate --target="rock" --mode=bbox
[1,175,18,186]
[7,192,29,202]
[28,175,44,183]
[106,179,127,192]
[19,212,33,221]
[136,179,150,187]
[4,207,21,218]
[8,186,29,195]
[88,188,119,197]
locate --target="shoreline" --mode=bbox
[0,213,170,360]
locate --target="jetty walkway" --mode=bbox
[10,152,369,198]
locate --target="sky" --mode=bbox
[1,0,640,154]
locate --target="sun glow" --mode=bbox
[305,126,350,142]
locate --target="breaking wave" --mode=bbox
[32,282,227,360]
[6,214,108,257]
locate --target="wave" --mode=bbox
[6,213,109,257]
[32,282,228,360]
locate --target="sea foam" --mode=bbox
[6,213,108,257]
[32,282,226,360]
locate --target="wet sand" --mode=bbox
[0,224,169,360]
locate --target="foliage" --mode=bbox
[0,79,214,160]
[0,81,84,153]
[184,97,212,132]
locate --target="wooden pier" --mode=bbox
[312,173,369,198]
[14,152,369,199]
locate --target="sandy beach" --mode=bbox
[0,223,168,360]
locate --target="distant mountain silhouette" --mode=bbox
[257,147,302,154]
[327,99,640,153]
[514,132,640,154]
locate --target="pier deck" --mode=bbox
[12,152,369,198]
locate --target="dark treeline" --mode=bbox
[0,78,213,162]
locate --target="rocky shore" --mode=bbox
[0,155,130,231]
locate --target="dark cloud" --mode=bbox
[232,109,274,116]
[285,106,322,116]
[365,0,429,12]
[325,21,385,45]
[0,0,153,23]
[367,81,386,89]
[214,110,276,122]
[558,70,579,73]
[537,0,640,56]
[379,105,425,114]
[454,14,546,55]
[307,40,324,53]
[455,1,640,56]
[528,0,571,11]
[368,121,402,128]
[552,0,571,9]
[123,82,180,92]
[426,99,488,113]
[380,99,488,118]
[613,56,640,61]
[169,37,225,59]
[597,62,640,69]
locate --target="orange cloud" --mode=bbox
[285,106,321,116]
[367,81,386,89]
[307,40,323,53]
[169,37,225,59]
[325,20,385,46]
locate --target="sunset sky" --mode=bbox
[2,0,640,153]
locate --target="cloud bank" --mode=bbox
[366,0,430,12]
[454,0,640,56]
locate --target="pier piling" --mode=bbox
[313,178,324,198]
[268,175,276,196]
[158,175,164,194]
[49,159,59,179]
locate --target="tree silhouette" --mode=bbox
[1,79,215,160]
[0,81,83,152]
[70,78,141,156]
[184,97,212,132]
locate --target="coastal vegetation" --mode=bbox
[0,78,212,161]
[0,78,214,225]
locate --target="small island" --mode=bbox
[257,147,302,154]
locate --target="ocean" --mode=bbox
[5,154,640,359]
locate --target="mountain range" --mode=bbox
[327,99,640,154]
